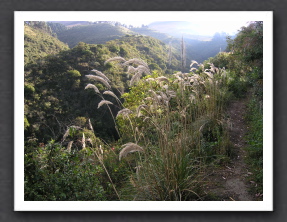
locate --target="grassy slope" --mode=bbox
[24,24,69,65]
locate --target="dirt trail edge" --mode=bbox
[203,96,254,201]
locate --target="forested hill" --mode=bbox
[56,23,136,48]
[50,22,228,64]
[24,34,182,144]
[24,23,69,65]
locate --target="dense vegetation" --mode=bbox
[24,21,263,201]
[24,22,69,65]
[56,23,136,48]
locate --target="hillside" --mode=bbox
[49,22,227,64]
[24,21,263,202]
[24,24,69,65]
[24,34,183,144]
[56,23,136,47]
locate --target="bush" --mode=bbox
[24,140,107,201]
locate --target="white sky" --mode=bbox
[116,20,250,36]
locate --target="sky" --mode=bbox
[116,20,250,36]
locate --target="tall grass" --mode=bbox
[114,60,232,200]
[82,57,234,200]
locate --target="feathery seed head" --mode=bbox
[116,108,133,118]
[119,142,144,161]
[104,56,126,65]
[85,84,100,94]
[145,78,155,82]
[103,90,119,100]
[90,69,111,82]
[98,100,113,109]
[136,104,148,117]
[67,141,73,153]
[190,60,198,68]
[156,76,169,83]
[123,58,149,69]
[85,75,111,89]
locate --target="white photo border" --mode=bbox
[15,11,273,211]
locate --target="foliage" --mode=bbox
[24,33,185,144]
[226,21,263,79]
[244,85,263,200]
[57,23,136,48]
[114,61,232,200]
[47,22,68,36]
[24,24,69,65]
[24,140,107,201]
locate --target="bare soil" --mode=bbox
[202,96,255,201]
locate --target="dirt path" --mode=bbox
[203,96,254,201]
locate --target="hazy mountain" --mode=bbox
[55,23,136,48]
[48,21,91,27]
[45,21,228,64]
[148,21,212,41]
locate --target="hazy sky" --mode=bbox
[117,20,250,36]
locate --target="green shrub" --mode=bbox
[24,140,107,201]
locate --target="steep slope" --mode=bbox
[24,34,182,144]
[106,35,181,71]
[24,24,69,65]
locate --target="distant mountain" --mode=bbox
[130,26,172,43]
[48,21,91,27]
[46,21,228,64]
[24,23,69,65]
[131,24,227,64]
[56,23,136,48]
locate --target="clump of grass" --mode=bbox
[82,57,233,201]
[114,60,232,200]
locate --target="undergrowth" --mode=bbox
[244,83,263,200]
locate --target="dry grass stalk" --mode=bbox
[116,108,132,118]
[88,118,94,132]
[85,75,111,89]
[119,143,144,161]
[62,125,81,142]
[123,58,149,69]
[136,65,151,75]
[82,133,86,149]
[127,66,137,74]
[85,84,100,94]
[204,71,214,79]
[156,76,169,83]
[103,90,119,100]
[130,72,142,86]
[67,141,73,153]
[190,60,198,68]
[136,104,147,117]
[98,100,113,109]
[91,69,111,82]
[104,56,126,65]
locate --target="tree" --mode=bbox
[227,21,263,78]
